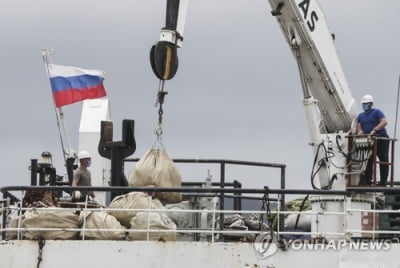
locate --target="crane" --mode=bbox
[267,0,360,190]
[150,0,379,192]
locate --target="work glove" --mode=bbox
[72,191,82,200]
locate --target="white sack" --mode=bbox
[22,208,82,240]
[129,149,182,204]
[108,192,164,227]
[80,211,127,240]
[127,212,177,241]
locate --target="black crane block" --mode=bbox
[98,120,136,194]
[150,0,184,81]
[150,41,179,80]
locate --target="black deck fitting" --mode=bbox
[98,120,136,198]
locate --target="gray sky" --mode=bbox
[1,0,400,192]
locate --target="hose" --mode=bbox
[310,141,338,190]
[310,142,329,190]
[294,194,309,231]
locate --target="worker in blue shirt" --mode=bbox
[357,95,389,186]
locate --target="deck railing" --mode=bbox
[1,186,400,242]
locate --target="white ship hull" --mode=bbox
[2,240,400,268]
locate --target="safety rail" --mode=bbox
[371,136,396,186]
[27,158,288,232]
[125,158,287,217]
[0,205,368,241]
[347,135,396,186]
[2,186,400,242]
[0,185,279,242]
[1,204,399,241]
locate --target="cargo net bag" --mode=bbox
[129,148,182,204]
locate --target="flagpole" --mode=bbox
[41,49,75,160]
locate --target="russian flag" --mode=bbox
[48,64,107,107]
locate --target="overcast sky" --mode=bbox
[1,0,400,193]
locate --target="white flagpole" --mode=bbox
[41,48,75,160]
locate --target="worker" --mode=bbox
[72,150,95,201]
[356,94,389,186]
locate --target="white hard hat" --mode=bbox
[361,94,374,103]
[78,150,91,159]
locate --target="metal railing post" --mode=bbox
[1,199,7,240]
[344,194,352,241]
[372,137,378,185]
[219,162,225,237]
[279,166,286,234]
[391,138,396,187]
[233,180,242,211]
